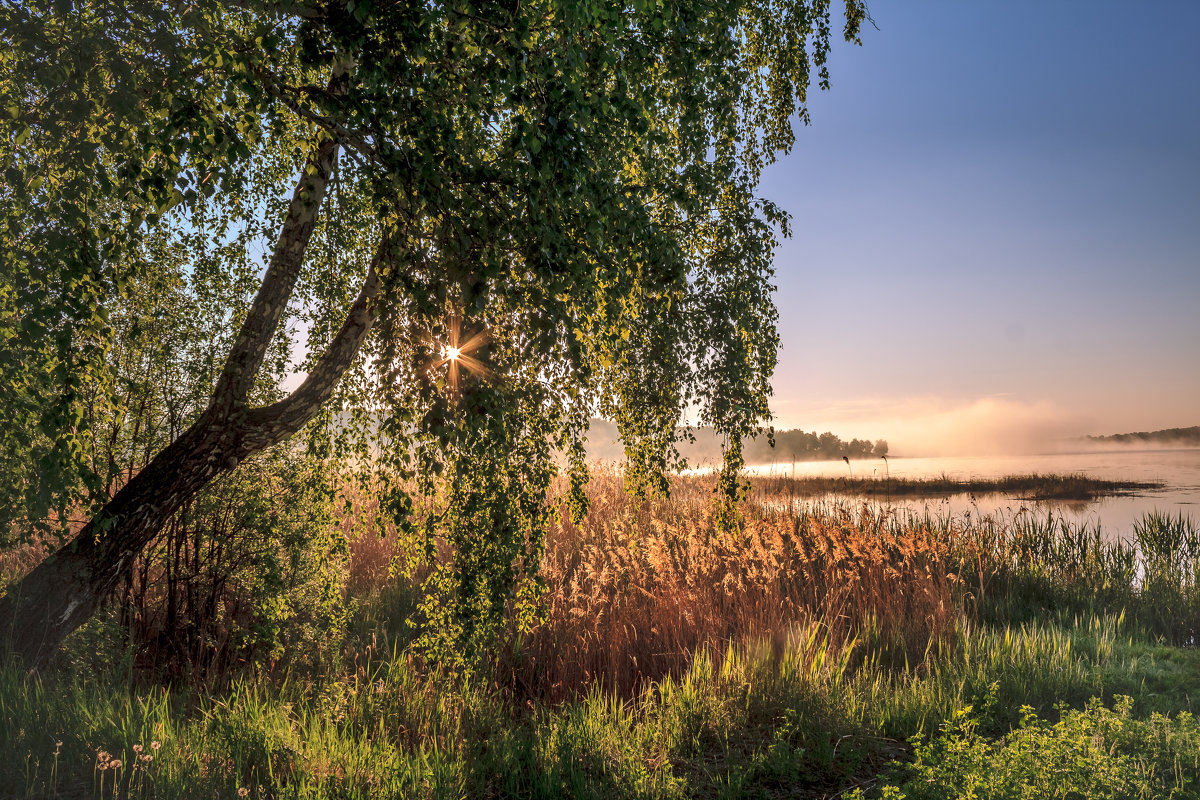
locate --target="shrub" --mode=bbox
[861,696,1200,800]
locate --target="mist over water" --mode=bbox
[781,397,1197,458]
[883,398,1087,456]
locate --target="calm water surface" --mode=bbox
[745,449,1200,539]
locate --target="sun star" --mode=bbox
[431,316,492,399]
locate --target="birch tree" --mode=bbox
[0,0,867,667]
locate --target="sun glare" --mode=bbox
[431,316,493,398]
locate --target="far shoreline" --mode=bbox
[746,472,1165,502]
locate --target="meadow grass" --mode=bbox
[2,471,1199,798]
[5,612,1198,798]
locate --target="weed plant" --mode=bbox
[858,697,1200,799]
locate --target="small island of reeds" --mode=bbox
[751,471,1164,501]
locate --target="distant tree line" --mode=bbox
[743,429,888,464]
[584,420,887,466]
[1085,426,1200,447]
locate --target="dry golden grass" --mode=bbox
[496,470,958,700]
[0,535,56,588]
[2,470,960,699]
[335,480,400,598]
[0,512,89,588]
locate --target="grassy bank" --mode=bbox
[6,615,1199,799]
[3,473,1198,798]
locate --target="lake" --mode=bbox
[744,448,1200,539]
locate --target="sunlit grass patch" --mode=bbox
[4,610,1200,798]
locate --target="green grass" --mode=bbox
[4,610,1199,799]
[3,507,1199,799]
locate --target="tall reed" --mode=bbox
[496,472,958,700]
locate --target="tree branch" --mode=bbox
[240,238,387,447]
[209,134,339,414]
[225,0,326,20]
[252,66,380,166]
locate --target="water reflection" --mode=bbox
[744,449,1200,540]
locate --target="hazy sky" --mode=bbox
[760,1,1200,454]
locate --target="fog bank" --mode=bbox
[776,396,1097,457]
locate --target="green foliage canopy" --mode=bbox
[1,0,867,659]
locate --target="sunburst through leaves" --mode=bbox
[431,313,491,396]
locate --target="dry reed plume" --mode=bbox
[498,470,958,700]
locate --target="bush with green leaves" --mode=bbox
[857,696,1200,800]
[116,446,349,680]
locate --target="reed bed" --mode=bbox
[489,471,1195,701]
[316,469,1200,702]
[504,473,957,700]
[749,471,1163,500]
[942,508,1200,643]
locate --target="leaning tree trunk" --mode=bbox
[1,415,255,667]
[0,116,387,669]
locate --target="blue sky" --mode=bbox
[759,0,1200,453]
